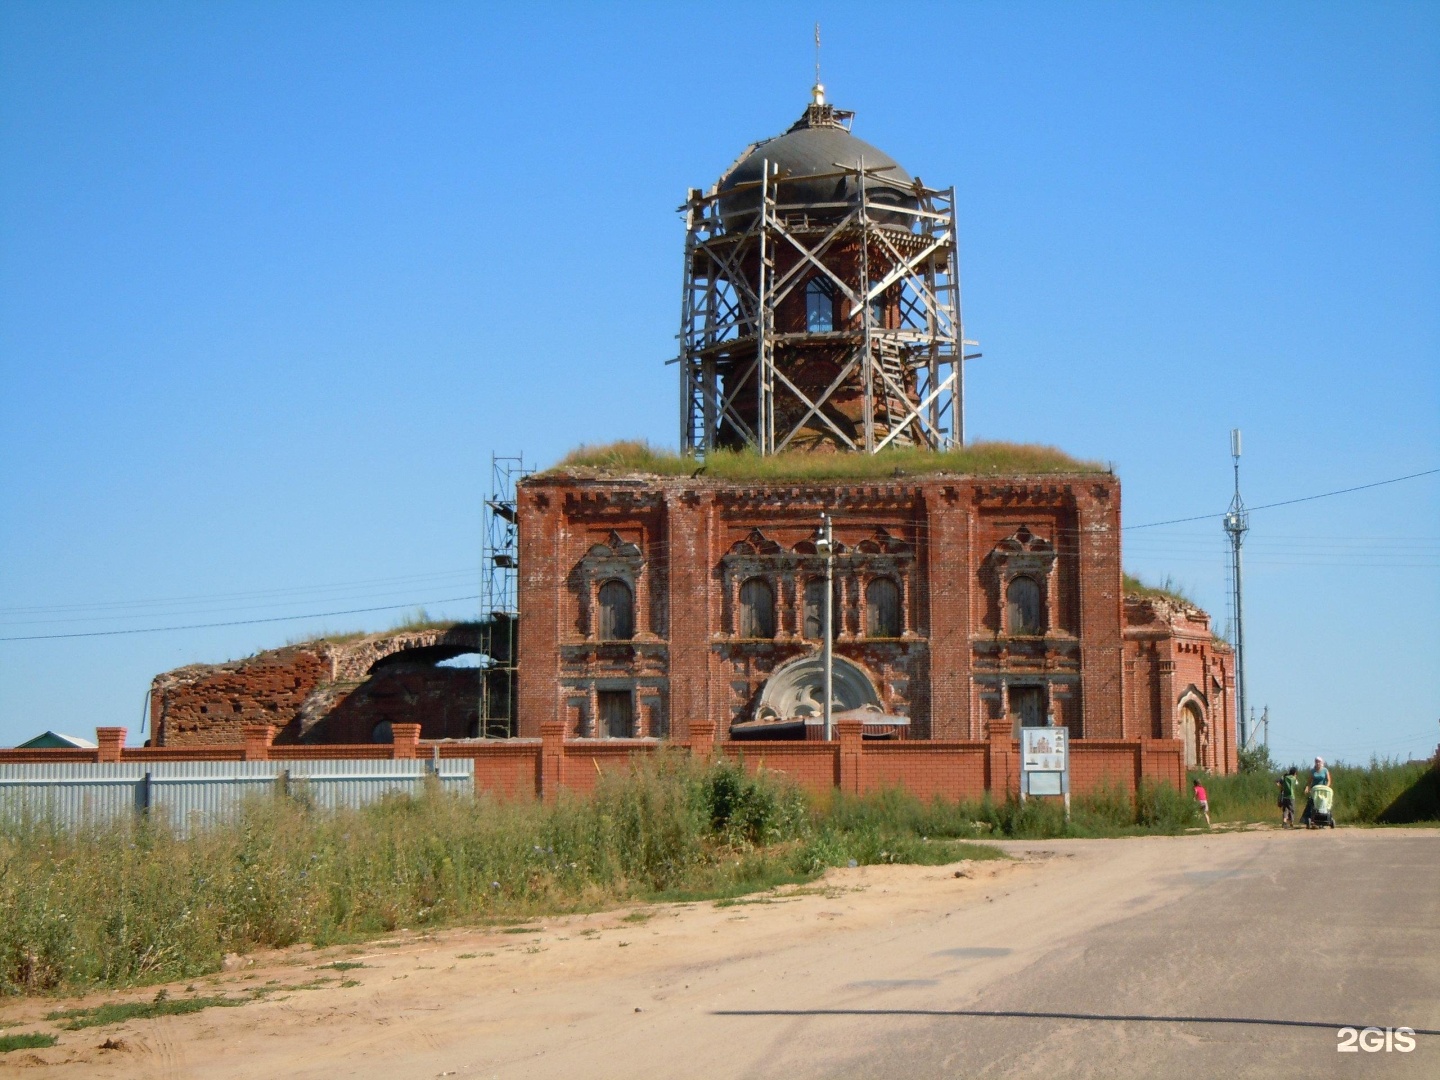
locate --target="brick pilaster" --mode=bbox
[95,727,126,763]
[391,723,421,759]
[922,483,971,739]
[836,719,865,793]
[242,723,275,761]
[689,718,717,761]
[539,720,567,802]
[986,719,1016,799]
[664,492,713,740]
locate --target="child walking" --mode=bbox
[1192,779,1211,826]
[1277,766,1298,827]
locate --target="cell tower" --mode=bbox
[1222,429,1249,750]
[478,452,531,738]
[678,90,978,456]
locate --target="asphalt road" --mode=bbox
[721,829,1440,1080]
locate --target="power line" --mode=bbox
[1125,467,1440,531]
[0,596,481,643]
[0,567,478,617]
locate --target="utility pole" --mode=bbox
[816,513,835,742]
[1223,429,1249,751]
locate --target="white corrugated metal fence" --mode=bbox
[0,758,474,834]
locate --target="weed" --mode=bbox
[546,441,1106,481]
[45,996,243,1030]
[0,1032,57,1052]
[1122,573,1195,605]
[312,961,366,971]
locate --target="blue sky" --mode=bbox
[2,1,1436,763]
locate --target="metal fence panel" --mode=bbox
[0,758,473,834]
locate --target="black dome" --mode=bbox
[717,102,917,230]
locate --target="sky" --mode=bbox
[1,1,1436,763]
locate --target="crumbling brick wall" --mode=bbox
[150,626,483,746]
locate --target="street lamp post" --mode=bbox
[816,513,835,742]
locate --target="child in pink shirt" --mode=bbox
[1192,780,1211,826]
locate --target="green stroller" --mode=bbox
[1306,784,1336,829]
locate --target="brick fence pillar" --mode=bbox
[689,719,717,761]
[242,723,275,761]
[836,719,865,794]
[95,727,126,763]
[986,720,1016,799]
[391,723,421,760]
[1140,737,1183,791]
[539,720,567,802]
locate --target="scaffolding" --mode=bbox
[679,121,975,456]
[478,452,530,738]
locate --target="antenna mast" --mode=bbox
[1223,429,1249,752]
[812,23,824,103]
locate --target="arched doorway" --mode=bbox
[1179,701,1203,769]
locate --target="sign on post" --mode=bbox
[1020,726,1069,818]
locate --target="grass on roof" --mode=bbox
[544,440,1107,481]
[282,610,465,648]
[1123,573,1195,605]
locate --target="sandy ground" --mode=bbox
[2,828,1436,1079]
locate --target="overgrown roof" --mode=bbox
[542,440,1108,482]
[1122,573,1196,606]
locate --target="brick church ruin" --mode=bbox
[139,88,1238,785]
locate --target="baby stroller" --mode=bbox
[1306,784,1336,829]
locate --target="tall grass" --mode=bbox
[546,440,1107,480]
[1202,757,1439,825]
[0,756,953,996]
[0,754,1231,999]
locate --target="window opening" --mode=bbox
[1006,576,1044,636]
[1009,685,1046,738]
[739,577,776,638]
[806,277,836,332]
[597,579,635,640]
[866,578,902,637]
[803,578,842,640]
[598,690,634,738]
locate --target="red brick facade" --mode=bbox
[514,469,1236,781]
[517,472,1135,742]
[1123,595,1237,772]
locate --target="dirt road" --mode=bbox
[3,829,1436,1078]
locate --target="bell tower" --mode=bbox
[678,91,971,455]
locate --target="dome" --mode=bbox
[717,102,918,230]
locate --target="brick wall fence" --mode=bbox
[2,723,1187,805]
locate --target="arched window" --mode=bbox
[1006,576,1044,636]
[738,578,775,638]
[806,277,836,332]
[597,579,634,640]
[866,578,902,637]
[803,578,841,640]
